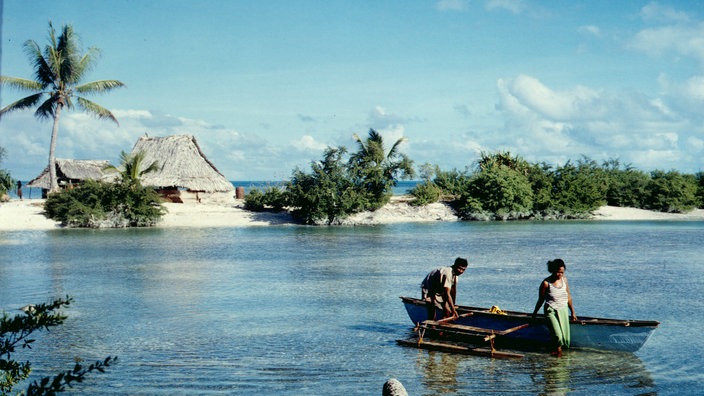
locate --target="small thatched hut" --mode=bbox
[28,159,111,196]
[129,134,234,202]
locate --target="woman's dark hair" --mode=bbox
[547,258,566,273]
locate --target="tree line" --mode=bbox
[410,153,703,220]
[245,138,704,223]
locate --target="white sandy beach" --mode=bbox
[1,197,703,231]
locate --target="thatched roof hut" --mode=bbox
[130,134,234,193]
[28,159,111,189]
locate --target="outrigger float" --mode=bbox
[397,297,659,359]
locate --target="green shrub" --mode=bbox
[550,158,607,214]
[602,159,650,208]
[243,188,266,211]
[456,165,533,220]
[0,146,13,197]
[695,172,704,208]
[644,170,697,213]
[527,162,554,212]
[0,170,12,197]
[409,182,442,206]
[433,168,470,197]
[284,130,414,225]
[285,147,366,224]
[44,179,165,227]
[244,186,287,212]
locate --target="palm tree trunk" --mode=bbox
[48,104,63,192]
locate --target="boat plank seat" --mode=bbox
[396,338,524,359]
[421,321,530,337]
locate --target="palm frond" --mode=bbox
[0,76,44,91]
[56,24,84,83]
[368,128,382,142]
[64,95,75,110]
[44,44,63,83]
[23,40,55,87]
[351,133,368,155]
[75,97,119,124]
[0,93,45,118]
[139,159,160,177]
[72,47,102,82]
[34,98,56,120]
[387,137,407,159]
[57,24,79,57]
[75,80,125,94]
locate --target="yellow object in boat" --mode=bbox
[489,305,507,315]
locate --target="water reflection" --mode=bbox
[411,346,656,395]
[540,353,573,395]
[415,350,462,395]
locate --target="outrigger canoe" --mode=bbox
[399,296,659,355]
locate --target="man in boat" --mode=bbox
[421,257,468,320]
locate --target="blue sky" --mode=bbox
[1,0,703,181]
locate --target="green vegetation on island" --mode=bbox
[247,149,704,223]
[246,129,415,224]
[0,147,14,200]
[412,153,703,220]
[43,151,165,228]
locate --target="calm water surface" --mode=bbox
[1,220,702,395]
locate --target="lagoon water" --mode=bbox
[1,220,702,395]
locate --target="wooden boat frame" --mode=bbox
[398,296,659,356]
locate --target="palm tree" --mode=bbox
[349,128,415,208]
[103,150,159,187]
[0,22,125,192]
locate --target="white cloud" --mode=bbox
[500,75,605,121]
[639,2,690,24]
[0,107,302,180]
[629,22,704,65]
[291,135,328,151]
[680,75,704,101]
[112,109,153,119]
[485,0,525,14]
[578,25,601,37]
[368,106,406,128]
[494,74,701,172]
[657,73,704,121]
[687,136,704,151]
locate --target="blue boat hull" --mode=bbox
[401,297,658,353]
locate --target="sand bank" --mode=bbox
[1,198,703,231]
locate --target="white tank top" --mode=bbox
[545,277,568,310]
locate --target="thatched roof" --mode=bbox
[130,134,234,193]
[27,159,111,189]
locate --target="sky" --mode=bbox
[1,0,703,181]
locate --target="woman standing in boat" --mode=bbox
[532,258,577,357]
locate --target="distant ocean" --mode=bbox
[8,180,420,200]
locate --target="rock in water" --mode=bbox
[382,378,408,396]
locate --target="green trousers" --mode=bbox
[545,305,570,348]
